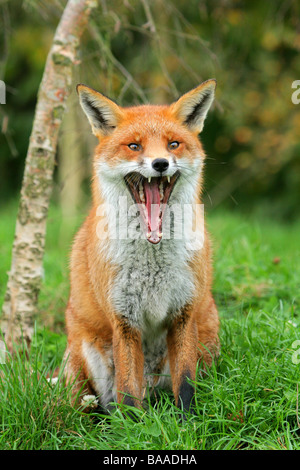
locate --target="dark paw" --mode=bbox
[177,373,196,420]
[121,394,141,422]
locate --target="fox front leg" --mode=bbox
[167,309,198,416]
[112,318,144,409]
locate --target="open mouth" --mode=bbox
[124,171,180,244]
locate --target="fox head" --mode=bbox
[77,80,216,244]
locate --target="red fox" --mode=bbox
[64,80,220,416]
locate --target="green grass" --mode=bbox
[0,200,300,450]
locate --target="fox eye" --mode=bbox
[168,141,180,150]
[128,143,141,151]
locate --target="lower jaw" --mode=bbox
[145,226,163,245]
[141,206,166,245]
[147,233,162,244]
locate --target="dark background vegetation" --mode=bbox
[0,1,300,450]
[1,0,300,221]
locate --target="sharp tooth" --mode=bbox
[148,177,152,183]
[167,176,170,183]
[158,231,163,237]
[139,182,143,192]
[147,232,151,239]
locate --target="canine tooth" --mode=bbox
[139,191,145,202]
[148,177,152,183]
[158,231,163,237]
[147,232,151,239]
[167,176,170,183]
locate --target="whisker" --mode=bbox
[175,171,194,187]
[175,164,196,174]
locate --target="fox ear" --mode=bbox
[76,84,123,137]
[171,79,216,133]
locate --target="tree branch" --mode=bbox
[1,0,96,351]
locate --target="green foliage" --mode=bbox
[0,200,300,449]
[1,1,299,449]
[1,0,300,216]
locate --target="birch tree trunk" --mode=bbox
[58,98,84,220]
[1,0,96,351]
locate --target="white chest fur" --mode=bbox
[96,159,202,332]
[110,236,195,331]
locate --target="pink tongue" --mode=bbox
[143,179,161,244]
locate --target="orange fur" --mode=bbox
[64,80,220,415]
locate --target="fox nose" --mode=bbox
[152,158,169,173]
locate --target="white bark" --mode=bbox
[1,0,96,350]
